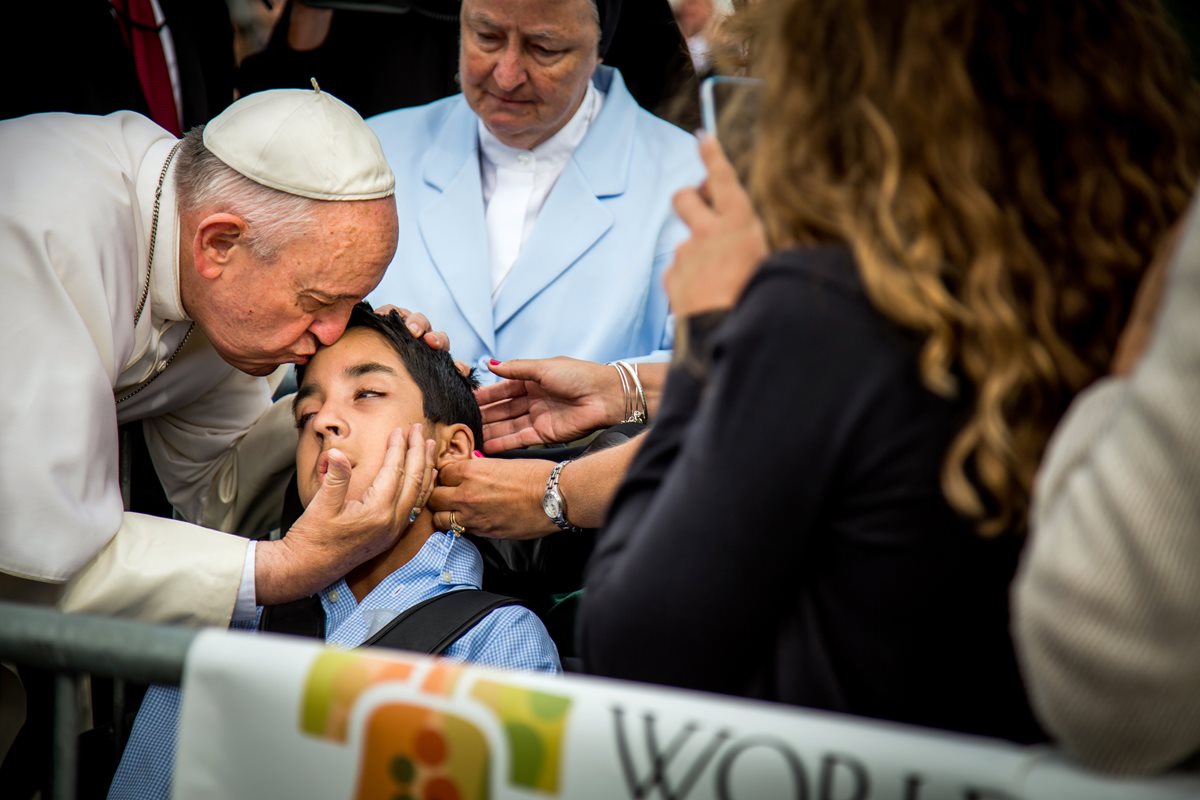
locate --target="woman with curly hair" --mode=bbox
[577,0,1200,741]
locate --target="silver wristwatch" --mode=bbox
[542,460,583,532]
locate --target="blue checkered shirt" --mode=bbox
[109,531,561,799]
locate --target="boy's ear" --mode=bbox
[435,423,474,469]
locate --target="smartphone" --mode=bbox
[699,75,764,143]
[699,75,763,178]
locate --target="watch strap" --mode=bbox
[546,460,583,532]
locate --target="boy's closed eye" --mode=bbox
[293,386,390,430]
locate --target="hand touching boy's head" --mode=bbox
[292,303,482,507]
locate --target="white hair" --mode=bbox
[174,126,320,263]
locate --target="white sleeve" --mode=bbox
[141,379,298,538]
[59,513,247,626]
[1013,201,1200,774]
[0,208,132,582]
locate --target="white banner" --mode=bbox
[172,629,1200,800]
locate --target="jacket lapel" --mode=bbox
[418,101,497,354]
[492,67,635,330]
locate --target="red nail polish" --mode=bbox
[473,450,485,458]
[489,359,501,365]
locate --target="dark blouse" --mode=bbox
[581,245,1042,743]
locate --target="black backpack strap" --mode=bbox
[259,594,326,640]
[362,590,522,656]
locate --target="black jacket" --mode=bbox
[582,245,1042,744]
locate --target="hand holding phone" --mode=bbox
[666,134,769,317]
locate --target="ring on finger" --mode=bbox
[408,507,422,524]
[448,512,467,537]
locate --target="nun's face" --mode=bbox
[460,0,601,151]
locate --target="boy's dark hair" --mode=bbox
[296,302,483,444]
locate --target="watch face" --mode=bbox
[542,492,562,519]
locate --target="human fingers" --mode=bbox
[428,480,462,532]
[433,459,467,488]
[305,447,352,514]
[374,304,408,317]
[423,329,451,352]
[430,488,485,536]
[482,357,556,384]
[673,185,718,232]
[698,133,747,215]
[362,427,409,509]
[480,394,532,425]
[475,378,528,408]
[412,440,437,513]
[393,425,429,523]
[430,509,455,533]
[481,427,543,454]
[454,359,471,378]
[401,311,431,339]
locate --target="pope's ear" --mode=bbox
[435,423,475,469]
[192,213,247,279]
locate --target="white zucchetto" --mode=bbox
[202,84,395,201]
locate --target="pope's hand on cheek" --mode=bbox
[254,423,433,605]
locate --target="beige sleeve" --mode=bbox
[1013,199,1200,774]
[59,512,248,627]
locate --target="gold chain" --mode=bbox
[117,140,188,406]
[115,323,195,405]
[133,140,182,328]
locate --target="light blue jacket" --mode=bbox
[367,67,705,378]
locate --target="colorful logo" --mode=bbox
[299,651,573,798]
[356,703,489,800]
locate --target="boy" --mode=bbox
[110,304,560,799]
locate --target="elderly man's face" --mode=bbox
[196,197,399,377]
[460,0,601,151]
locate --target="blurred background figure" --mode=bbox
[227,0,286,63]
[670,0,723,76]
[236,0,461,118]
[232,0,701,128]
[2,0,236,129]
[1014,192,1200,775]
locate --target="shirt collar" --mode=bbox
[477,79,602,173]
[325,531,485,617]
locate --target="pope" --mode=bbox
[0,85,440,627]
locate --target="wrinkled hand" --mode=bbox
[474,357,623,453]
[255,425,435,604]
[374,305,452,353]
[666,134,769,317]
[429,457,558,540]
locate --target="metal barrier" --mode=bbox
[0,601,198,800]
[4,600,1200,800]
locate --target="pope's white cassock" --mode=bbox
[0,111,299,625]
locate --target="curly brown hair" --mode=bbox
[744,0,1200,535]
